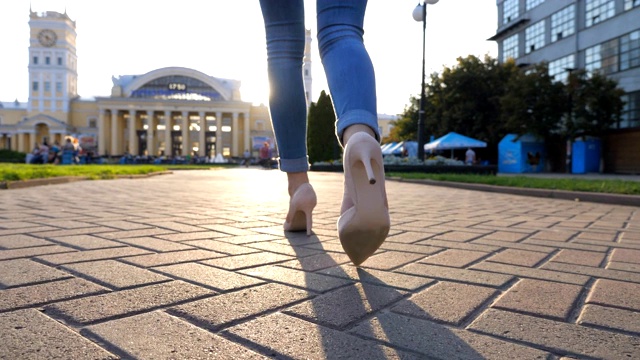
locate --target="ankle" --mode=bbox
[343,125,376,145]
[287,172,310,197]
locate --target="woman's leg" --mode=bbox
[259,0,309,176]
[316,0,380,144]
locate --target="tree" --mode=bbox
[307,90,341,163]
[382,96,419,143]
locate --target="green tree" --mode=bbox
[382,96,419,143]
[307,90,341,163]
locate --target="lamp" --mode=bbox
[413,0,438,161]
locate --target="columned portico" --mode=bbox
[215,111,222,156]
[198,111,206,157]
[146,109,155,156]
[181,111,189,156]
[164,110,172,156]
[111,111,119,156]
[128,110,137,155]
[243,112,250,154]
[98,109,106,156]
[232,112,239,156]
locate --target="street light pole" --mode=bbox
[413,0,438,161]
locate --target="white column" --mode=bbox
[129,110,137,155]
[215,111,223,156]
[181,111,189,156]
[18,133,27,153]
[198,111,206,157]
[146,110,155,156]
[111,111,119,156]
[243,112,250,155]
[98,109,106,156]
[164,110,172,156]
[232,112,239,157]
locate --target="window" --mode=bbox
[88,118,97,128]
[526,0,545,11]
[45,56,50,65]
[620,91,640,128]
[549,55,575,82]
[57,57,62,66]
[502,33,519,61]
[221,125,232,132]
[620,30,640,71]
[32,81,38,91]
[585,0,615,27]
[56,82,62,93]
[255,120,265,131]
[625,0,640,10]
[44,82,51,92]
[586,38,619,74]
[551,5,575,42]
[33,56,38,65]
[525,20,545,53]
[502,0,519,24]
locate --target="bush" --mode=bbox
[0,149,27,163]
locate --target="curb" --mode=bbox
[387,177,640,207]
[0,171,173,190]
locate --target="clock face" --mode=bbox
[38,29,57,47]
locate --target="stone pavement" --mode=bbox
[0,168,639,359]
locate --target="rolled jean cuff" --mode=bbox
[336,109,381,146]
[278,156,310,172]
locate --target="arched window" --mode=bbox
[131,75,223,101]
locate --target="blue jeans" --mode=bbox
[259,0,379,172]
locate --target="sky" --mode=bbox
[0,0,498,115]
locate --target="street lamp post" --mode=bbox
[413,0,438,161]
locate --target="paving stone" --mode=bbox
[202,252,294,270]
[421,249,489,268]
[200,224,258,236]
[432,231,484,242]
[0,234,53,249]
[350,312,549,359]
[472,261,590,285]
[169,283,311,330]
[318,265,435,291]
[469,308,640,359]
[378,242,443,255]
[586,278,640,311]
[239,265,351,293]
[419,238,501,252]
[138,221,207,233]
[0,245,74,261]
[531,230,578,242]
[109,236,194,252]
[492,279,583,320]
[551,249,607,267]
[486,249,550,267]
[122,249,224,268]
[284,282,405,329]
[0,258,70,288]
[0,226,58,236]
[579,304,640,334]
[154,262,265,291]
[397,263,514,287]
[524,238,608,252]
[225,312,420,360]
[278,252,352,272]
[214,233,282,245]
[357,251,425,270]
[36,246,152,265]
[98,228,176,239]
[0,309,117,359]
[62,260,171,289]
[542,261,640,283]
[44,280,213,325]
[472,238,556,253]
[607,261,640,273]
[185,239,264,255]
[480,231,530,242]
[32,226,126,238]
[47,234,124,250]
[611,248,640,264]
[384,231,434,244]
[244,241,323,257]
[91,220,151,230]
[0,221,38,229]
[154,231,229,242]
[0,278,108,312]
[84,311,267,359]
[391,281,497,325]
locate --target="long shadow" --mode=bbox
[281,230,487,360]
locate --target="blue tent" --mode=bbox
[424,132,487,151]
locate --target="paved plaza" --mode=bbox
[1,168,639,359]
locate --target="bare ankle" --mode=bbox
[287,172,310,196]
[343,125,376,145]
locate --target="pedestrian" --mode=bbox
[243,149,251,167]
[259,0,389,265]
[259,142,271,168]
[465,147,476,165]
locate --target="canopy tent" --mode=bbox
[424,132,487,158]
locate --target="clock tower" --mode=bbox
[28,10,78,120]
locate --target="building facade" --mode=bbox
[490,0,640,173]
[0,10,279,160]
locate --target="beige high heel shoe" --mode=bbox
[338,132,390,266]
[283,183,317,236]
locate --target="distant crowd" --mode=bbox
[26,137,97,165]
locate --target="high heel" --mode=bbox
[338,132,390,266]
[284,183,317,236]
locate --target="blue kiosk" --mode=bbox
[572,137,601,174]
[498,134,546,173]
